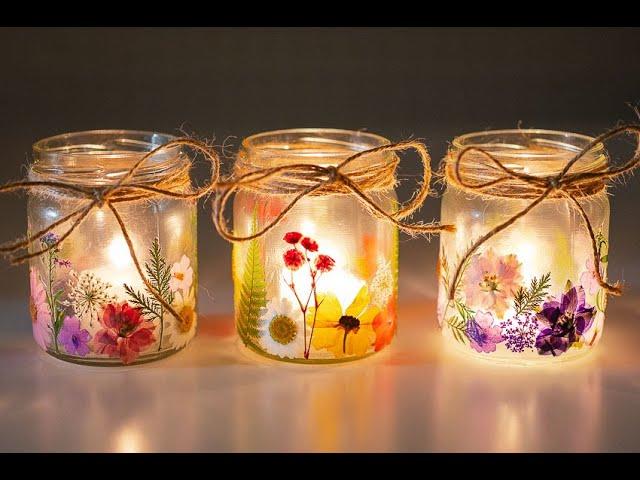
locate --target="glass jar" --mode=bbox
[232,128,399,363]
[28,130,198,366]
[437,129,610,364]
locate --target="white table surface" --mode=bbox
[1,294,639,453]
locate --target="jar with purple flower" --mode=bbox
[437,130,610,364]
[27,130,198,366]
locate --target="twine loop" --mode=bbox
[212,139,455,243]
[445,124,640,302]
[0,138,221,324]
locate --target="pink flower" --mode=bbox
[29,268,51,349]
[300,237,319,252]
[464,249,523,319]
[283,232,303,244]
[467,311,503,353]
[580,259,600,296]
[283,249,305,270]
[315,254,335,273]
[92,302,155,364]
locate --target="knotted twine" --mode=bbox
[212,139,455,242]
[445,124,640,303]
[0,138,221,324]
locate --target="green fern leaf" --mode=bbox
[236,219,267,347]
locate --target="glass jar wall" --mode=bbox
[28,130,198,365]
[232,129,399,363]
[437,130,610,364]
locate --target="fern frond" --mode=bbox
[124,284,162,321]
[513,272,551,316]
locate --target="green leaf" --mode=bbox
[145,237,174,307]
[236,216,267,347]
[600,254,608,264]
[513,272,552,316]
[446,315,469,345]
[124,284,162,322]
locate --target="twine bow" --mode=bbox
[446,124,640,302]
[212,139,455,242]
[0,138,221,323]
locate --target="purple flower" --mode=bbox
[535,285,594,356]
[58,316,91,356]
[466,311,503,353]
[501,314,539,353]
[41,232,59,246]
[54,259,71,268]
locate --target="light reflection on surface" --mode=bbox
[0,295,638,452]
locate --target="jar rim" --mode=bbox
[240,128,391,165]
[30,129,186,186]
[452,128,604,156]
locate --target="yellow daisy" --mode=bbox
[307,285,379,358]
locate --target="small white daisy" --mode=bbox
[259,297,305,359]
[169,254,194,294]
[163,287,197,349]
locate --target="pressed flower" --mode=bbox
[370,259,394,308]
[92,302,156,364]
[535,284,595,356]
[169,254,194,294]
[579,259,601,297]
[41,232,59,246]
[58,316,91,356]
[300,236,318,252]
[283,232,303,244]
[283,248,305,270]
[65,270,116,328]
[314,254,335,273]
[164,288,197,348]
[259,297,305,358]
[500,314,538,353]
[29,268,51,349]
[307,285,379,358]
[464,249,523,319]
[466,310,503,353]
[372,296,397,352]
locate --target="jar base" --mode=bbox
[444,338,598,367]
[237,338,381,365]
[42,345,188,367]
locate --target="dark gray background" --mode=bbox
[1,27,639,325]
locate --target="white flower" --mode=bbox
[163,287,197,349]
[259,297,305,359]
[169,254,194,294]
[64,270,116,328]
[370,259,394,308]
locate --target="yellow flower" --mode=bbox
[307,285,379,358]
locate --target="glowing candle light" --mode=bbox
[27,130,198,366]
[438,129,610,364]
[232,129,399,363]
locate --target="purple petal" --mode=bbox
[562,287,578,314]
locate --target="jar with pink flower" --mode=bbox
[437,130,610,364]
[27,130,198,365]
[231,129,399,363]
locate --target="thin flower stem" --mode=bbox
[287,269,308,354]
[305,272,322,359]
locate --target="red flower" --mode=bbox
[283,249,305,270]
[315,254,335,272]
[92,302,156,364]
[283,232,303,244]
[300,237,319,252]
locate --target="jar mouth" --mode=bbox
[239,128,391,168]
[31,129,186,186]
[450,129,607,174]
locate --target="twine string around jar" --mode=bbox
[212,139,455,243]
[0,138,221,324]
[445,124,640,302]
